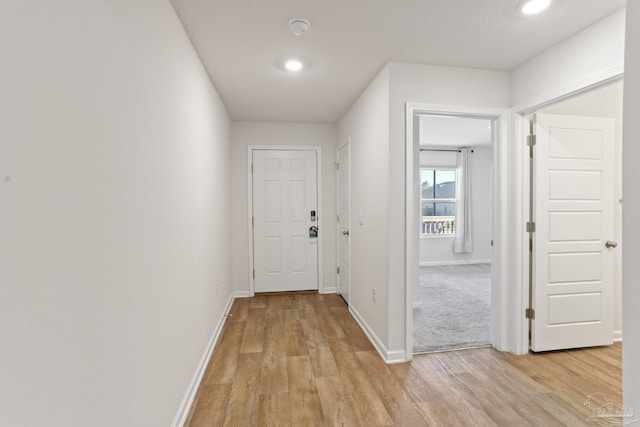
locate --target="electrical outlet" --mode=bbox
[372,287,376,302]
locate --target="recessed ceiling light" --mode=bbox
[285,59,303,71]
[521,0,551,15]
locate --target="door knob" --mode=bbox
[343,230,349,236]
[605,240,618,248]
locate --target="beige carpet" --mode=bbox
[413,264,491,353]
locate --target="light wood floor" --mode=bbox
[185,293,622,426]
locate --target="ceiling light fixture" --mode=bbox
[520,0,551,15]
[285,59,304,71]
[289,17,311,36]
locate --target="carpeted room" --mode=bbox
[415,117,493,353]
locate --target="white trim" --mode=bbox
[420,259,491,267]
[348,305,406,363]
[385,350,408,364]
[234,290,251,299]
[511,111,529,355]
[494,112,512,353]
[320,286,337,294]
[247,146,324,295]
[512,72,624,355]
[317,147,324,294]
[348,306,387,359]
[406,103,510,360]
[246,148,255,297]
[614,330,623,343]
[336,138,351,304]
[171,292,235,427]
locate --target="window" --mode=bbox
[421,168,456,235]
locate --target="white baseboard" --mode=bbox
[420,259,491,267]
[614,330,623,342]
[171,292,235,427]
[348,305,408,364]
[386,350,408,364]
[320,286,337,294]
[234,290,251,298]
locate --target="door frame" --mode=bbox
[512,69,624,355]
[405,103,510,360]
[336,138,351,303]
[247,145,324,297]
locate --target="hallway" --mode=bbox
[186,293,621,426]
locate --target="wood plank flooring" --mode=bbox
[185,293,622,426]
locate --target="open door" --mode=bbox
[531,113,616,352]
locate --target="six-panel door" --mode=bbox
[253,150,319,293]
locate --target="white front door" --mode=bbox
[531,113,615,352]
[252,149,319,293]
[337,142,350,303]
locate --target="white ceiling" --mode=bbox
[170,0,626,123]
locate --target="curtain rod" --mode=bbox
[419,148,474,153]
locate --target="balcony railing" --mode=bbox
[422,216,455,235]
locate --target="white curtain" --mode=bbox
[454,148,473,253]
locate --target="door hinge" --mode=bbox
[526,222,536,233]
[527,134,536,158]
[337,266,340,274]
[526,308,535,319]
[335,162,339,170]
[253,269,255,279]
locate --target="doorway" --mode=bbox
[414,115,494,353]
[525,80,624,352]
[248,147,323,294]
[405,104,510,360]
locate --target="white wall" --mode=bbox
[230,122,338,294]
[540,81,624,337]
[337,65,391,352]
[623,1,640,416]
[339,62,508,359]
[510,8,625,109]
[0,2,232,426]
[387,62,510,354]
[419,147,493,265]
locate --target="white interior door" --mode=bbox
[253,149,318,293]
[531,113,615,352]
[337,142,350,303]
